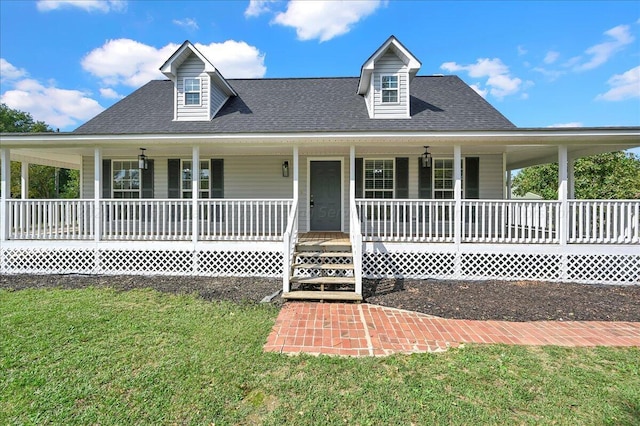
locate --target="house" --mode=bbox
[1,36,639,300]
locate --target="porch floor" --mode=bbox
[264,302,640,356]
[298,232,350,245]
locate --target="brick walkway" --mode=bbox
[264,302,640,356]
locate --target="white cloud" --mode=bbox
[81,39,266,89]
[517,45,527,56]
[245,0,276,17]
[543,51,559,64]
[548,122,584,128]
[1,78,103,128]
[469,83,488,98]
[596,66,640,101]
[173,18,199,31]
[81,39,177,87]
[99,87,124,99]
[532,66,565,81]
[196,41,267,78]
[272,0,384,42]
[573,24,635,71]
[441,58,523,99]
[36,0,127,13]
[0,58,27,82]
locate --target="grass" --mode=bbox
[1,288,639,425]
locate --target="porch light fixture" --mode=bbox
[422,146,432,168]
[138,148,148,170]
[282,160,289,177]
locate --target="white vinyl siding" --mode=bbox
[479,154,504,199]
[372,51,409,119]
[209,81,229,119]
[176,54,209,121]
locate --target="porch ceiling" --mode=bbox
[2,127,638,169]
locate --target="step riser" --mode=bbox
[288,239,358,301]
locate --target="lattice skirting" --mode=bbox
[0,247,283,277]
[363,248,640,285]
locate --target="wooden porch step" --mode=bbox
[296,242,351,252]
[282,290,362,302]
[295,251,353,259]
[291,276,355,285]
[293,263,354,270]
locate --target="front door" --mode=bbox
[310,161,341,231]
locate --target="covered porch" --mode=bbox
[1,129,639,291]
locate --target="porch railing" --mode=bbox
[349,198,363,295]
[8,199,95,240]
[100,199,193,240]
[462,200,560,244]
[356,199,638,245]
[569,200,640,244]
[7,199,292,241]
[282,197,299,293]
[356,199,455,242]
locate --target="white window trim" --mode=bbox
[180,159,210,199]
[364,158,395,199]
[381,74,399,105]
[183,77,202,107]
[432,157,465,199]
[112,159,141,198]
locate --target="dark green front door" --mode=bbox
[310,161,341,231]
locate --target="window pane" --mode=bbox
[185,93,200,105]
[185,78,200,91]
[382,75,398,88]
[382,90,398,103]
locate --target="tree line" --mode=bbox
[0,103,79,199]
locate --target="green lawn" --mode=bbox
[1,288,638,425]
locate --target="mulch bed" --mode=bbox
[1,274,638,322]
[364,279,640,322]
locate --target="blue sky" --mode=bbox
[1,0,639,132]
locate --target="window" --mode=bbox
[184,78,201,106]
[433,159,464,199]
[112,160,140,198]
[364,159,394,199]
[381,75,398,103]
[181,160,210,198]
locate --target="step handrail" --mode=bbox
[282,197,299,293]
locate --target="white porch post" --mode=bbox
[453,145,462,277]
[503,153,511,199]
[192,146,200,244]
[0,148,10,243]
[349,146,355,210]
[568,153,575,200]
[293,146,299,203]
[453,145,462,245]
[21,162,29,199]
[94,148,102,242]
[558,145,568,246]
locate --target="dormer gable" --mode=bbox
[160,40,237,121]
[357,36,421,119]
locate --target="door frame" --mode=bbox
[306,157,344,232]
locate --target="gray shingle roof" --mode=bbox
[74,76,515,134]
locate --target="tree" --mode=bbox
[0,104,80,198]
[513,151,640,200]
[0,103,52,133]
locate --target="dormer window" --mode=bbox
[184,78,201,106]
[381,75,398,103]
